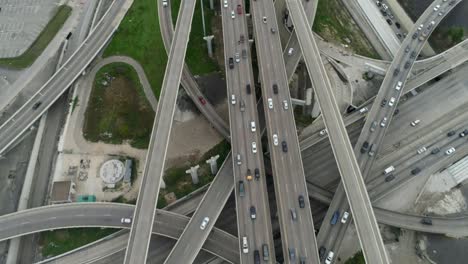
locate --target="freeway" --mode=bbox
[163,156,234,264]
[0,0,133,155]
[286,0,389,263]
[315,0,462,261]
[123,0,197,262]
[251,0,320,262]
[157,0,230,139]
[221,1,277,263]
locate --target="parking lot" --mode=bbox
[0,0,59,58]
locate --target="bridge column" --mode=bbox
[203,35,215,58]
[186,165,200,184]
[206,155,220,175]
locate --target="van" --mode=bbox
[242,236,249,253]
[262,244,269,261]
[239,181,245,197]
[330,211,340,225]
[236,154,241,165]
[383,166,395,175]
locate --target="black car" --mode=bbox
[410,51,417,59]
[386,19,393,25]
[254,250,260,264]
[381,99,387,107]
[32,101,42,110]
[250,206,256,220]
[412,32,418,39]
[395,22,401,28]
[272,84,278,94]
[404,61,411,69]
[228,57,234,69]
[385,174,395,182]
[394,109,400,115]
[421,217,433,225]
[431,147,440,154]
[360,141,370,154]
[404,46,410,53]
[411,167,421,175]
[282,141,288,152]
[393,68,400,76]
[298,195,305,208]
[254,168,260,180]
[318,246,326,260]
[246,84,251,94]
[447,130,456,137]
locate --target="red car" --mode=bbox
[237,4,242,14]
[198,96,206,105]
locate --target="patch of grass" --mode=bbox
[171,0,219,75]
[83,62,155,148]
[0,5,72,68]
[294,106,314,128]
[430,26,465,52]
[345,251,365,264]
[158,140,230,208]
[112,195,137,204]
[40,228,118,257]
[313,0,380,59]
[71,96,79,113]
[103,0,167,97]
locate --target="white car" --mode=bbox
[359,107,368,114]
[252,142,257,153]
[341,211,350,223]
[319,129,327,136]
[231,94,236,105]
[235,53,240,63]
[445,147,456,155]
[223,0,228,8]
[262,16,267,23]
[417,147,427,154]
[380,117,388,127]
[273,134,279,146]
[242,236,249,254]
[250,121,256,132]
[325,251,335,264]
[288,48,294,56]
[411,119,421,127]
[282,100,288,110]
[388,97,395,106]
[121,218,132,224]
[200,217,210,230]
[268,98,273,109]
[162,0,168,7]
[231,10,235,19]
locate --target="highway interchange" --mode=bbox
[1,0,468,263]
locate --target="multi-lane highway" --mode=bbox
[123,0,197,262]
[221,2,276,263]
[251,0,320,262]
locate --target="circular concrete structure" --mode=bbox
[100,159,125,185]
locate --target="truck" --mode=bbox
[330,211,340,225]
[383,165,395,175]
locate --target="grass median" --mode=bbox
[0,5,72,69]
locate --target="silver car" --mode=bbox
[200,217,210,230]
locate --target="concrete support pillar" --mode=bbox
[209,0,214,10]
[304,88,313,116]
[204,35,215,58]
[311,93,321,118]
[186,165,200,185]
[206,155,220,175]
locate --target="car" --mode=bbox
[330,211,340,225]
[421,217,433,225]
[283,100,289,110]
[446,147,456,155]
[359,107,368,114]
[381,98,387,107]
[411,167,421,175]
[417,147,427,154]
[270,27,276,34]
[242,236,249,253]
[239,181,245,196]
[240,100,245,112]
[417,23,424,31]
[395,22,401,29]
[380,117,388,127]
[410,51,417,59]
[237,154,242,166]
[341,211,350,223]
[237,4,242,14]
[231,94,236,105]
[121,217,132,224]
[447,130,456,137]
[433,4,440,11]
[461,130,467,137]
[298,195,305,208]
[239,34,245,43]
[262,16,267,23]
[386,19,392,25]
[223,0,227,8]
[272,84,278,94]
[361,141,370,154]
[200,217,210,230]
[394,108,400,115]
[428,21,435,30]
[290,208,297,220]
[163,0,168,7]
[325,251,335,264]
[404,61,411,69]
[262,244,269,261]
[412,32,418,39]
[385,174,395,182]
[250,121,256,132]
[395,83,402,91]
[251,142,257,153]
[438,11,444,16]
[431,147,440,154]
[388,97,396,106]
[231,10,235,19]
[319,129,327,136]
[410,119,421,127]
[246,84,251,94]
[254,250,260,264]
[319,246,327,261]
[235,53,240,63]
[393,68,400,76]
[242,49,247,59]
[288,48,294,55]
[268,98,273,109]
[282,141,288,152]
[198,96,206,105]
[384,165,395,175]
[254,168,260,180]
[246,169,253,181]
[404,46,410,53]
[250,206,257,219]
[228,57,234,69]
[288,248,296,261]
[370,121,377,132]
[273,133,279,146]
[32,102,42,110]
[368,144,376,156]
